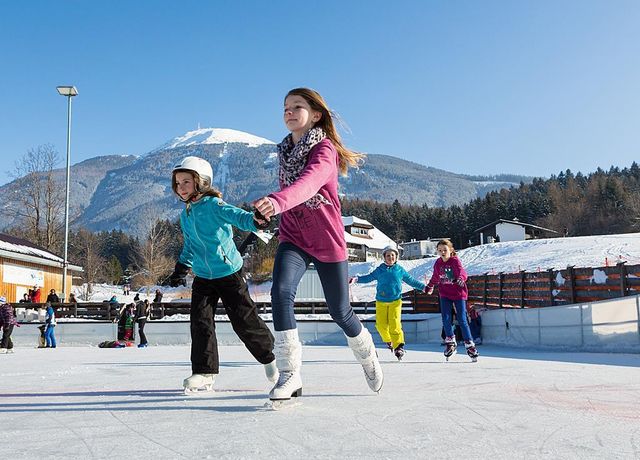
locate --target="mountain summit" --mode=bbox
[0,127,529,236]
[156,128,275,151]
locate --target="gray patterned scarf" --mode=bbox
[278,127,332,209]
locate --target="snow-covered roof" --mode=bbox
[0,233,82,271]
[157,128,276,150]
[342,216,374,228]
[344,227,395,250]
[474,219,558,234]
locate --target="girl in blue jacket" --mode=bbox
[168,156,277,393]
[351,245,426,360]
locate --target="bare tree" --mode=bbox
[6,144,64,251]
[132,216,175,290]
[70,228,106,301]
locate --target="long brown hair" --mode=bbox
[285,88,365,175]
[436,239,457,257]
[171,170,222,201]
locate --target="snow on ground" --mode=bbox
[1,345,638,459]
[73,233,640,305]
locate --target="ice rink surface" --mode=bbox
[1,344,639,459]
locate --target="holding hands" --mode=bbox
[253,197,276,220]
[425,286,434,295]
[253,209,270,230]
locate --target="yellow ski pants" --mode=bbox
[375,299,404,348]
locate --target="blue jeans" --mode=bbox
[440,297,472,342]
[45,324,57,347]
[271,242,362,337]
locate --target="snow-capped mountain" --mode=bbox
[154,128,275,151]
[0,127,529,236]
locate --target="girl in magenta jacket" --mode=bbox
[253,88,383,404]
[427,239,479,362]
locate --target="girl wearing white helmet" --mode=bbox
[253,88,383,404]
[169,156,278,393]
[350,244,427,360]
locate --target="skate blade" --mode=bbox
[264,399,302,411]
[184,385,214,395]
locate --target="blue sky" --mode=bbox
[1,0,639,185]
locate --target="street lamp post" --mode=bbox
[56,85,78,302]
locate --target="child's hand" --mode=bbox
[253,210,270,230]
[426,287,434,295]
[253,197,275,220]
[348,276,357,285]
[456,278,466,287]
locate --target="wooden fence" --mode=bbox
[408,262,640,313]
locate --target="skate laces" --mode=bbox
[276,370,295,387]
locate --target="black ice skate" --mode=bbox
[386,342,394,353]
[444,336,457,361]
[465,341,479,362]
[394,344,405,361]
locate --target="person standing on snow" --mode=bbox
[167,156,277,393]
[350,244,427,360]
[253,87,384,405]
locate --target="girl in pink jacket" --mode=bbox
[253,88,383,405]
[427,239,479,362]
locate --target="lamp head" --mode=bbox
[56,86,78,97]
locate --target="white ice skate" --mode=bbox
[347,328,384,393]
[267,371,303,410]
[267,329,303,410]
[0,348,7,354]
[183,373,215,395]
[264,360,279,383]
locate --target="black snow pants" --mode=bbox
[137,319,147,345]
[1,324,14,349]
[190,270,275,374]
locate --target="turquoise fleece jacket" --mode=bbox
[356,263,426,302]
[178,196,257,280]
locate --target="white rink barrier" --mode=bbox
[9,295,639,352]
[478,294,640,353]
[9,318,436,348]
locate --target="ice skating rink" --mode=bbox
[1,344,639,459]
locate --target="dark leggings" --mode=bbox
[270,242,362,337]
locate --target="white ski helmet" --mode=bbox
[172,156,213,185]
[382,244,399,258]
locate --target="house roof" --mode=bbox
[342,216,395,250]
[473,219,558,234]
[342,216,374,229]
[0,233,83,271]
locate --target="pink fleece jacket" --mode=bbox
[427,256,469,300]
[268,138,347,263]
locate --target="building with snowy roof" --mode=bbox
[0,233,83,302]
[474,218,558,244]
[342,216,396,262]
[399,238,447,259]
